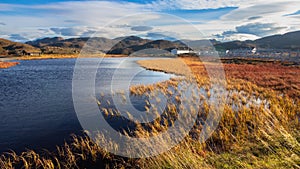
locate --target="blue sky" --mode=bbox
[0,0,300,42]
[0,0,79,4]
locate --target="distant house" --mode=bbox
[21,50,41,56]
[252,47,257,54]
[224,48,256,57]
[28,52,41,56]
[198,50,220,56]
[171,47,193,55]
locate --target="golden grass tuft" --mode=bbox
[0,61,19,69]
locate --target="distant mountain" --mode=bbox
[26,37,117,54]
[107,37,222,55]
[255,31,300,49]
[0,38,40,56]
[26,37,65,47]
[107,36,151,55]
[24,30,300,55]
[214,40,256,51]
[180,39,221,51]
[215,31,300,51]
[27,36,185,55]
[1,30,300,56]
[108,38,184,55]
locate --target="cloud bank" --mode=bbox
[0,0,299,42]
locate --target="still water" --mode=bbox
[0,58,173,153]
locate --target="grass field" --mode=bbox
[1,57,299,169]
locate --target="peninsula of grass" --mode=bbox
[0,61,19,69]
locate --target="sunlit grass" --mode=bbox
[0,61,19,69]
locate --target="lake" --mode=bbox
[0,58,174,153]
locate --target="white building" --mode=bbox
[171,48,192,55]
[252,47,257,54]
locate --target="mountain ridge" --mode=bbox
[0,38,40,56]
[215,31,300,51]
[1,30,300,56]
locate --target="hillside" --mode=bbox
[214,40,256,51]
[108,38,184,55]
[0,38,40,56]
[25,36,211,55]
[107,36,151,55]
[215,31,300,51]
[26,37,117,54]
[255,31,300,49]
[1,30,300,56]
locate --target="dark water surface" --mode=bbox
[0,58,173,153]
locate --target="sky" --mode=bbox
[0,0,300,42]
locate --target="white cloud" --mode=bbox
[149,0,297,10]
[221,0,300,22]
[191,0,300,41]
[50,27,81,36]
[213,21,288,41]
[0,0,299,41]
[235,23,287,36]
[215,33,260,42]
[9,34,29,42]
[0,1,155,40]
[150,0,240,10]
[131,26,153,32]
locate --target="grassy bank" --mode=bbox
[0,61,19,69]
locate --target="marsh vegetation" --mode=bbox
[0,61,19,69]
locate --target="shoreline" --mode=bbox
[0,54,128,68]
[2,54,128,61]
[0,61,19,69]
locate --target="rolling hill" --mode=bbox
[107,38,184,55]
[1,30,300,56]
[215,31,300,51]
[255,31,300,49]
[26,37,117,54]
[0,38,40,56]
